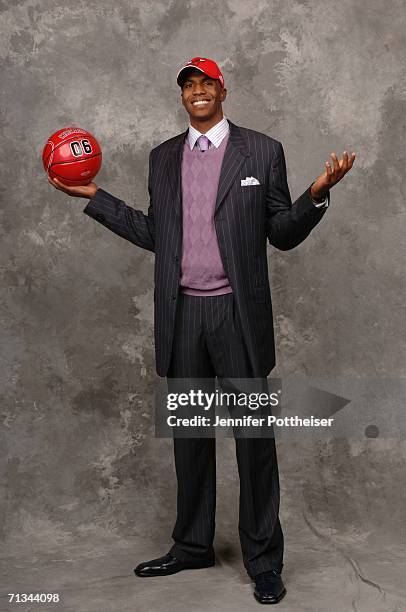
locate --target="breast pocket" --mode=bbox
[240,184,264,193]
[239,183,265,205]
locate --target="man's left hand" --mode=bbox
[311,151,356,200]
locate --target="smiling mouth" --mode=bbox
[191,100,210,106]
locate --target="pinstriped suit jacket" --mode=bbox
[83,120,329,377]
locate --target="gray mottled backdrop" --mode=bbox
[1,1,405,611]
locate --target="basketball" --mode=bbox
[42,127,102,186]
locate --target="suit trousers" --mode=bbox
[166,292,284,577]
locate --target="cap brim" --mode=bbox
[177,65,208,86]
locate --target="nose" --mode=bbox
[191,82,206,95]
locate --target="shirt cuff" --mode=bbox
[312,195,329,208]
[309,180,330,209]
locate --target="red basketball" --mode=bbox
[42,127,102,186]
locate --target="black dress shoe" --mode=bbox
[134,552,215,577]
[253,569,286,604]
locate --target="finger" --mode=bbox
[52,177,70,194]
[330,152,340,175]
[341,150,349,172]
[347,151,356,169]
[48,176,61,190]
[325,161,333,181]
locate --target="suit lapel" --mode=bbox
[166,129,188,218]
[215,120,250,215]
[165,120,250,218]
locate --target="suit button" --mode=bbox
[171,294,177,300]
[95,213,105,222]
[173,255,179,262]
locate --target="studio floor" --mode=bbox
[2,512,405,612]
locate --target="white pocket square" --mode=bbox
[241,176,261,186]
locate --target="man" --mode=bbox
[48,56,355,604]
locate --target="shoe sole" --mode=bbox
[253,587,287,604]
[134,561,215,577]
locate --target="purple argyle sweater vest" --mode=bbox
[180,133,233,296]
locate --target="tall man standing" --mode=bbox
[48,56,355,604]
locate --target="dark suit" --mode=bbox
[83,120,329,378]
[83,119,329,576]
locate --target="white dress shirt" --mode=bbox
[187,115,329,208]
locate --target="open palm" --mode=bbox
[311,151,356,200]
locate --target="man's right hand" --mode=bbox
[47,176,98,199]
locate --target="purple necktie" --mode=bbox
[196,135,210,152]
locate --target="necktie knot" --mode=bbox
[196,135,210,152]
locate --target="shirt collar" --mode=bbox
[187,115,230,150]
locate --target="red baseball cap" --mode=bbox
[177,56,225,88]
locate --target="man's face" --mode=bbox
[180,69,227,123]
